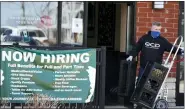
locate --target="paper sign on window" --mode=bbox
[72,18,83,33]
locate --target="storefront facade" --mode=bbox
[0,1,184,107]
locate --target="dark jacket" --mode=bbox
[130,31,183,68]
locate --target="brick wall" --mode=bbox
[136,1,179,77]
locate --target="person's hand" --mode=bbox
[126,56,133,61]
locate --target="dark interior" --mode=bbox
[87,2,136,107]
[105,51,129,105]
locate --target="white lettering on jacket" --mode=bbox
[145,42,160,49]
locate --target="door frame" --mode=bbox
[176,1,184,106]
[102,0,136,107]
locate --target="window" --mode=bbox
[1,28,9,34]
[3,29,12,36]
[28,32,37,37]
[1,2,58,46]
[61,2,84,45]
[20,30,45,38]
[38,31,46,37]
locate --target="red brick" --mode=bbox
[148,13,161,17]
[167,1,179,5]
[171,73,176,78]
[168,73,172,77]
[137,32,146,36]
[162,23,174,28]
[171,67,176,73]
[168,73,176,78]
[173,23,178,29]
[175,13,179,18]
[168,73,173,78]
[152,18,165,22]
[175,4,179,9]
[138,7,153,13]
[164,37,175,42]
[153,9,166,13]
[165,37,175,42]
[172,73,176,78]
[174,33,178,37]
[137,22,147,27]
[165,37,176,42]
[161,28,166,33]
[136,17,138,22]
[161,13,174,18]
[139,17,152,22]
[160,28,165,33]
[167,9,179,13]
[137,13,148,17]
[147,22,152,27]
[161,33,174,37]
[173,62,178,66]
[137,2,148,7]
[165,18,178,23]
[138,27,150,32]
[172,64,177,68]
[147,2,153,8]
[164,4,175,9]
[161,33,173,39]
[138,1,149,3]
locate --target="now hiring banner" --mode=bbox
[0,47,96,103]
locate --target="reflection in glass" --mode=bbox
[61,2,84,45]
[1,2,58,46]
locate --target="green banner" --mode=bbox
[0,47,96,103]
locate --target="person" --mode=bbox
[126,22,184,109]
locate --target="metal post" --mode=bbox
[57,1,62,45]
[83,1,88,47]
[11,103,15,109]
[99,46,106,109]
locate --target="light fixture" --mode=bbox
[153,1,165,9]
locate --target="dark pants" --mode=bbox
[135,67,144,109]
[136,67,144,86]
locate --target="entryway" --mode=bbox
[87,1,136,108]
